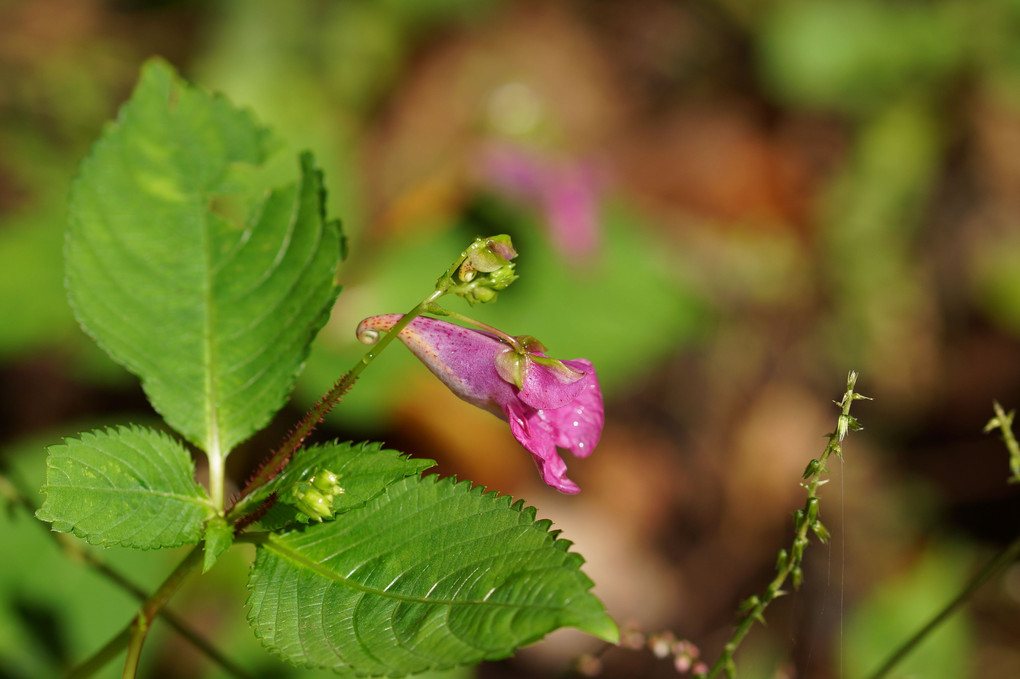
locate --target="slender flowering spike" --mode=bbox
[357,314,604,494]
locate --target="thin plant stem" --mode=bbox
[123,545,205,678]
[868,401,1020,678]
[227,289,444,519]
[62,545,204,679]
[228,236,490,519]
[0,472,252,678]
[423,305,523,349]
[697,371,867,679]
[986,401,1020,483]
[66,628,131,679]
[866,534,1020,679]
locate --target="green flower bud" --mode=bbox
[310,468,342,495]
[449,235,519,304]
[806,497,820,523]
[291,483,334,522]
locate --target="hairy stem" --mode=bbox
[226,235,496,520]
[228,288,445,520]
[698,371,867,679]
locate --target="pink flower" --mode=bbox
[479,145,602,263]
[357,314,603,494]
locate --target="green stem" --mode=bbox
[866,535,1020,679]
[869,402,1020,678]
[67,628,131,679]
[424,305,522,349]
[123,545,204,678]
[698,372,866,679]
[65,545,205,679]
[227,242,481,518]
[0,473,250,678]
[988,401,1020,483]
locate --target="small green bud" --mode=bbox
[791,566,804,589]
[806,497,820,523]
[837,413,851,441]
[792,536,808,562]
[811,520,831,543]
[775,548,789,571]
[291,483,334,522]
[802,458,820,479]
[310,468,342,494]
[468,284,499,303]
[449,235,519,304]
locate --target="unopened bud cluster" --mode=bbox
[288,468,344,522]
[448,235,518,303]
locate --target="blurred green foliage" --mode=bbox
[2,0,1020,676]
[844,544,974,679]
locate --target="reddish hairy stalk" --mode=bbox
[228,371,357,516]
[232,492,279,535]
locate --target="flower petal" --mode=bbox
[356,314,512,416]
[539,360,603,459]
[516,355,588,411]
[506,402,581,495]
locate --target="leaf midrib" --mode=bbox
[262,535,566,611]
[46,483,211,506]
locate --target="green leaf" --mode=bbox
[66,58,343,456]
[246,475,617,676]
[36,425,214,549]
[233,440,435,532]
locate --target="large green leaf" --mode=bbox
[36,425,214,549]
[247,475,617,676]
[66,59,343,455]
[233,440,435,532]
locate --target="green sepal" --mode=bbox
[494,349,531,389]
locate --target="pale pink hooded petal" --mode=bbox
[357,314,604,493]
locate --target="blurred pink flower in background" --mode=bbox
[478,144,603,263]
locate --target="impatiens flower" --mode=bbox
[357,314,603,494]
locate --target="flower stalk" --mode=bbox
[866,400,1020,679]
[696,371,868,679]
[228,234,516,520]
[984,401,1020,483]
